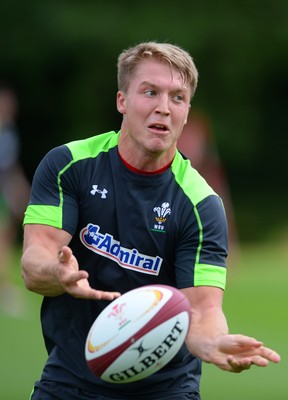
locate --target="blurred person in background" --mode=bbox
[177,110,239,265]
[0,85,30,315]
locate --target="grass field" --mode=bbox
[0,238,287,400]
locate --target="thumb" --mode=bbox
[59,246,73,264]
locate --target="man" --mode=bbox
[21,42,280,400]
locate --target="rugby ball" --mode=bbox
[85,284,191,384]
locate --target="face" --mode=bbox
[117,59,191,162]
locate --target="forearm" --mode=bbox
[21,224,120,301]
[182,287,280,372]
[186,305,229,363]
[21,244,65,297]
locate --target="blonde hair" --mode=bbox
[117,41,198,99]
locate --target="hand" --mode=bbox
[211,334,281,373]
[57,246,121,301]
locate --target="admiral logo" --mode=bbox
[80,224,162,275]
[151,202,171,232]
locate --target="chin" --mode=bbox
[149,137,170,150]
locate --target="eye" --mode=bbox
[144,90,157,97]
[172,94,184,102]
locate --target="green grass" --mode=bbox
[0,282,46,400]
[0,239,287,399]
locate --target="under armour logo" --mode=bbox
[90,185,108,199]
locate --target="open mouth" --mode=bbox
[149,124,168,132]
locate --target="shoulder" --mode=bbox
[65,131,119,162]
[172,150,217,206]
[38,131,119,172]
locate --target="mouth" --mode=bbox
[148,123,169,133]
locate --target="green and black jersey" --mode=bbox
[24,130,228,397]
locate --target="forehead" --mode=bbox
[131,59,189,91]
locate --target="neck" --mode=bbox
[118,129,175,172]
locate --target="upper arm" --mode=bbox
[175,195,228,290]
[24,145,79,235]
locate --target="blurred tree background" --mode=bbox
[1,0,287,243]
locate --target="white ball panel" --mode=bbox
[101,311,190,383]
[86,285,173,361]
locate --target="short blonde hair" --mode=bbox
[117,41,198,99]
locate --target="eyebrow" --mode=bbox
[139,81,188,93]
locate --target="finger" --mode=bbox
[68,270,89,283]
[219,334,263,354]
[227,356,252,373]
[259,346,281,363]
[59,247,73,263]
[94,290,121,301]
[69,287,121,301]
[228,351,278,372]
[251,355,269,367]
[233,334,263,348]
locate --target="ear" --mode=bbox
[117,91,126,115]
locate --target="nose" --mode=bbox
[155,94,170,116]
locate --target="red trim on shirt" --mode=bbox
[118,151,172,175]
